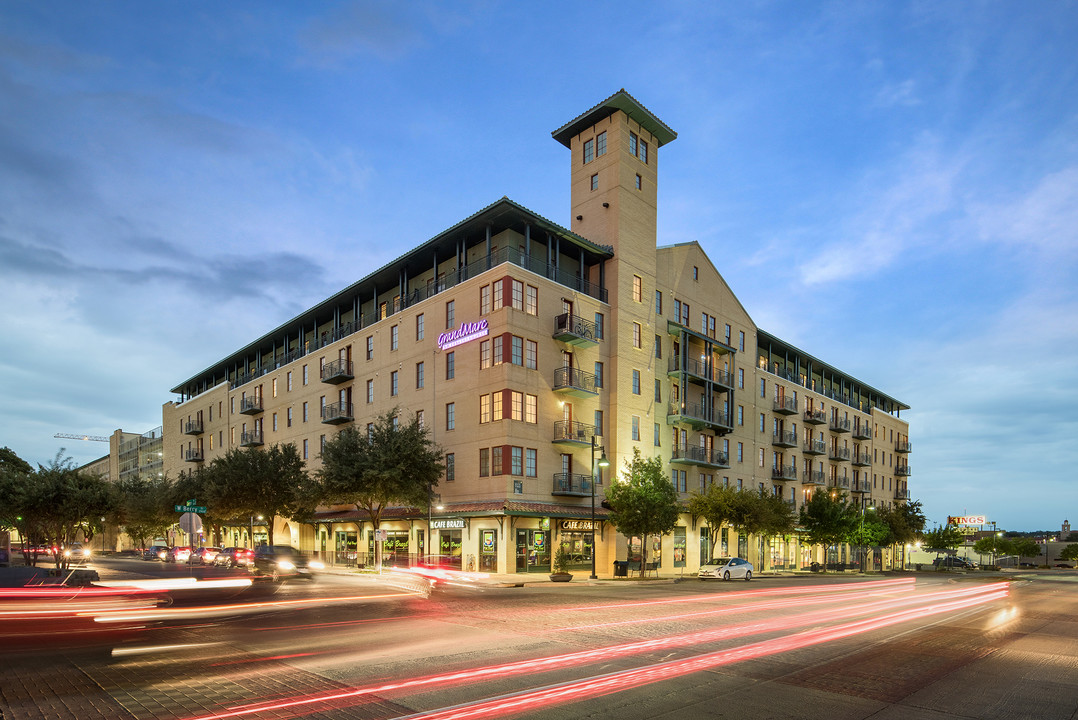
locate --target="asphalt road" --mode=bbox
[3,557,1076,720]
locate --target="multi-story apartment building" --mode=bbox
[163,91,910,575]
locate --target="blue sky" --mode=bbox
[1,2,1075,532]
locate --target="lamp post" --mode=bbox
[859,503,875,573]
[590,436,609,580]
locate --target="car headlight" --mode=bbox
[64,550,71,557]
[309,560,324,570]
[276,560,296,570]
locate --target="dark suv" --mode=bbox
[933,556,977,570]
[252,545,317,580]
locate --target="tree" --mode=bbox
[1011,537,1041,562]
[686,483,737,560]
[973,535,1011,562]
[117,474,175,551]
[318,409,444,569]
[1059,544,1078,562]
[603,448,680,572]
[0,447,37,565]
[734,489,796,570]
[798,490,859,571]
[922,525,965,557]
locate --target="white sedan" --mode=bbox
[699,557,754,581]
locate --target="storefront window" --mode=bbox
[335,530,357,565]
[439,530,462,570]
[673,527,687,568]
[479,529,497,572]
[515,529,550,573]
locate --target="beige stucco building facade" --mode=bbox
[162,91,910,575]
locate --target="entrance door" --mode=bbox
[515,529,550,573]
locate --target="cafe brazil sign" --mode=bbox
[437,319,489,350]
[561,520,597,531]
[431,518,465,530]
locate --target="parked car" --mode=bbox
[1055,563,1074,569]
[165,546,192,563]
[252,545,320,581]
[698,557,754,581]
[214,547,254,568]
[933,556,977,569]
[143,545,169,561]
[63,543,91,559]
[1019,561,1037,568]
[187,547,221,565]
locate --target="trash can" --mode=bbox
[613,560,628,577]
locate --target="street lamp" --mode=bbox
[590,436,609,580]
[859,503,875,573]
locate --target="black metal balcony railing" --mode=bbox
[321,358,354,384]
[553,366,598,395]
[552,313,600,345]
[895,486,910,500]
[771,464,798,481]
[667,402,733,432]
[773,397,798,415]
[552,420,597,444]
[851,479,872,493]
[895,440,912,453]
[852,424,873,440]
[184,448,204,462]
[239,396,263,415]
[803,439,827,455]
[240,430,263,447]
[852,451,872,466]
[667,357,734,389]
[183,420,203,435]
[772,431,798,448]
[671,446,730,468]
[829,417,851,433]
[895,465,911,477]
[552,473,592,496]
[829,447,851,462]
[321,402,354,425]
[802,470,826,486]
[803,409,827,425]
[831,476,851,491]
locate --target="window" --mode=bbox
[629,131,638,156]
[480,340,491,368]
[511,447,523,476]
[366,379,374,404]
[594,312,604,339]
[446,300,455,329]
[480,394,490,424]
[272,412,278,432]
[760,378,766,398]
[524,340,536,369]
[287,371,292,391]
[302,439,308,460]
[391,325,398,350]
[526,285,538,315]
[590,173,598,191]
[511,336,523,366]
[320,434,326,453]
[286,407,292,427]
[302,402,309,422]
[655,290,662,314]
[654,379,661,402]
[631,416,640,441]
[303,364,308,385]
[596,130,606,156]
[366,336,374,361]
[635,174,641,190]
[479,448,490,477]
[759,448,765,467]
[739,330,745,352]
[760,413,766,432]
[655,335,662,359]
[738,368,744,389]
[491,446,503,476]
[493,392,502,419]
[390,370,398,396]
[416,362,424,389]
[444,402,455,430]
[737,442,743,463]
[633,322,641,348]
[510,391,524,421]
[272,378,277,398]
[632,275,643,302]
[583,138,594,164]
[446,351,455,379]
[525,394,537,424]
[594,409,604,435]
[594,361,603,388]
[632,370,641,395]
[480,285,491,315]
[416,410,424,428]
[511,279,524,310]
[416,313,424,340]
[737,405,744,426]
[392,416,399,431]
[639,139,648,163]
[446,453,455,482]
[654,423,661,446]
[693,266,699,281]
[674,470,686,493]
[526,449,537,477]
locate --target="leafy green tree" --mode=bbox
[0,447,38,564]
[604,448,680,571]
[922,525,965,558]
[740,489,797,570]
[318,409,444,569]
[1059,544,1078,562]
[973,535,1011,561]
[117,474,175,551]
[798,490,859,571]
[1011,537,1042,563]
[686,483,737,560]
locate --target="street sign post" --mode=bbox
[174,504,207,513]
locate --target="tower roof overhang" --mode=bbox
[552,89,678,148]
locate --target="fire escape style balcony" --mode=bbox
[772,430,798,448]
[771,464,798,482]
[552,420,598,446]
[667,357,734,390]
[184,448,204,463]
[804,409,828,425]
[666,402,733,433]
[895,464,912,477]
[552,472,592,497]
[852,424,873,440]
[552,313,599,347]
[321,359,354,384]
[803,439,827,456]
[829,417,851,433]
[183,420,204,435]
[802,470,827,486]
[852,451,872,467]
[830,476,851,491]
[895,484,910,500]
[239,430,263,447]
[895,440,912,453]
[671,446,730,469]
[829,446,851,462]
[773,397,798,415]
[321,402,354,425]
[851,478,872,493]
[553,366,598,397]
[239,396,263,415]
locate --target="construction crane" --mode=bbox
[54,433,109,442]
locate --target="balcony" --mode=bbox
[321,359,354,384]
[851,479,872,493]
[184,448,204,463]
[321,402,354,425]
[552,313,599,347]
[802,470,826,486]
[183,420,203,435]
[671,446,730,469]
[895,485,910,501]
[552,473,592,497]
[552,420,597,446]
[667,357,734,389]
[829,417,851,433]
[829,447,851,462]
[852,451,872,467]
[239,396,263,415]
[803,439,826,456]
[830,476,851,491]
[666,402,733,433]
[772,430,798,448]
[239,430,264,447]
[852,424,873,440]
[896,440,912,453]
[771,464,798,482]
[804,409,827,425]
[895,464,911,477]
[773,397,798,415]
[553,366,598,397]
